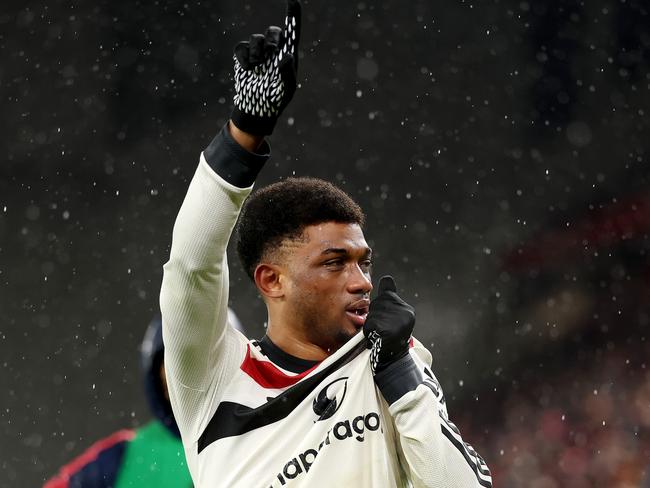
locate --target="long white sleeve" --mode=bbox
[375,344,493,487]
[159,125,270,446]
[160,157,250,442]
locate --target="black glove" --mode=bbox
[230,0,301,136]
[363,276,416,374]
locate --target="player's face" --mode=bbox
[283,222,373,352]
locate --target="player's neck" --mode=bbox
[266,320,330,362]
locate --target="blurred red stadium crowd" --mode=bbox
[482,340,650,487]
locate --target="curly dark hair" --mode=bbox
[236,177,365,280]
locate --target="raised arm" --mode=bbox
[159,0,301,443]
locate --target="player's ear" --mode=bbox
[254,263,284,299]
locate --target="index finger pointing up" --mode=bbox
[285,0,301,23]
[284,0,301,52]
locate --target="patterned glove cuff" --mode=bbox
[231,107,279,136]
[374,354,423,405]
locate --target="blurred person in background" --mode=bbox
[44,309,244,488]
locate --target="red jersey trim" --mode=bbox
[43,429,136,488]
[240,344,319,389]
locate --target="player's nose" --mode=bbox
[347,264,373,295]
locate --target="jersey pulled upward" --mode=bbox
[160,125,493,488]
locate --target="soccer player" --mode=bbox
[160,1,492,486]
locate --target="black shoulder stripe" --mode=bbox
[197,339,367,453]
[439,414,493,487]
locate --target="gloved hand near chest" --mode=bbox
[363,276,416,374]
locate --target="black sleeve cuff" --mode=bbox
[374,354,424,405]
[203,123,271,188]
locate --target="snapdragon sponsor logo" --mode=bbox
[269,412,382,487]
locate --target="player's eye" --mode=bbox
[360,259,372,269]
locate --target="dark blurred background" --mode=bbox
[1,0,649,486]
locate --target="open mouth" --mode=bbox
[345,301,370,327]
[345,310,368,327]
